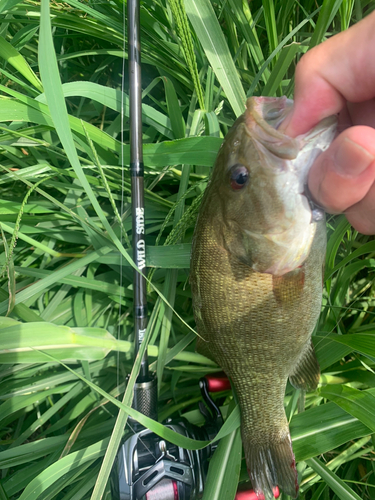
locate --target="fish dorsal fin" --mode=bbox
[289,340,320,391]
[272,266,305,304]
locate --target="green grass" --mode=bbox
[0,0,375,499]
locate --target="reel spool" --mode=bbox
[144,478,178,500]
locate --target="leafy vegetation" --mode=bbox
[0,0,374,499]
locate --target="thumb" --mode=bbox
[308,126,375,224]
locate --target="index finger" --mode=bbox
[283,11,375,137]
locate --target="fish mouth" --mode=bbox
[245,97,299,160]
[237,96,334,275]
[251,96,293,129]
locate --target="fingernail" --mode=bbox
[334,138,375,176]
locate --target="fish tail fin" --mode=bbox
[244,433,299,500]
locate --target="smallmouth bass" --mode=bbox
[190,97,336,500]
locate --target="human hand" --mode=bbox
[282,11,375,234]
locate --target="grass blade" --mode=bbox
[305,457,362,500]
[320,385,375,432]
[202,425,242,500]
[185,0,246,116]
[309,0,343,48]
[0,35,43,91]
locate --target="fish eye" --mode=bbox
[230,164,249,190]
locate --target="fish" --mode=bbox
[190,96,337,500]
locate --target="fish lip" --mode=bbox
[245,97,299,160]
[248,96,293,131]
[245,96,337,165]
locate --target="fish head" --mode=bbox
[210,96,337,276]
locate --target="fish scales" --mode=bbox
[190,97,336,500]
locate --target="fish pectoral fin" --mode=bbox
[289,340,320,391]
[244,433,298,499]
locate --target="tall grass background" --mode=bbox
[0,0,374,498]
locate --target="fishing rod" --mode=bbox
[127,0,157,418]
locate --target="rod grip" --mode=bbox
[131,372,158,422]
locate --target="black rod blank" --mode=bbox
[128,0,148,380]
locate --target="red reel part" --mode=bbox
[145,478,178,500]
[235,485,280,500]
[204,373,231,392]
[235,491,258,500]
